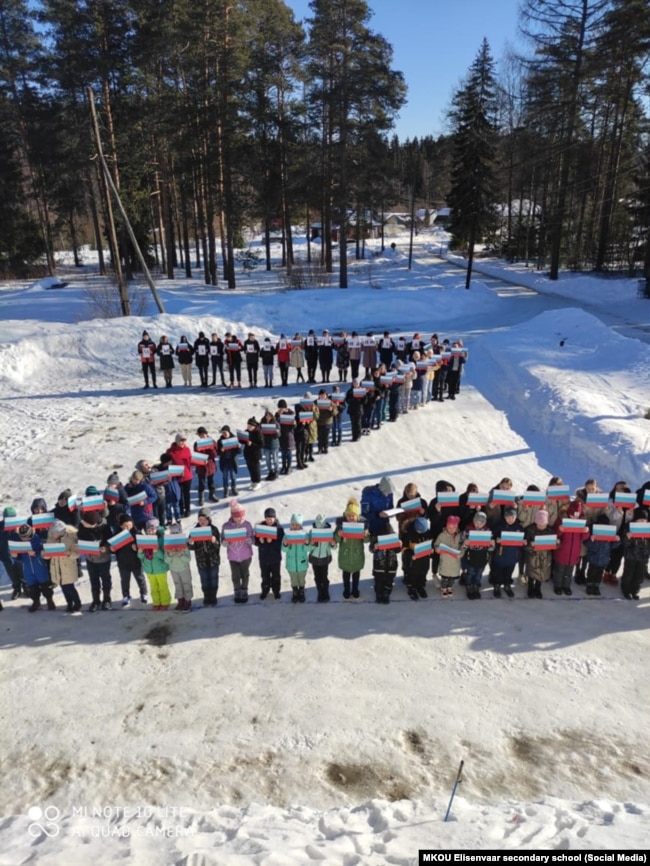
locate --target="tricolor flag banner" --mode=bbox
[438,542,460,559]
[380,374,395,385]
[437,492,460,508]
[431,354,442,364]
[300,400,314,410]
[109,529,133,551]
[68,495,79,512]
[401,498,422,512]
[221,437,240,450]
[441,351,452,360]
[399,366,412,375]
[394,375,405,385]
[3,515,27,531]
[375,533,401,550]
[467,530,493,547]
[163,535,189,550]
[413,540,433,560]
[340,522,365,540]
[178,342,190,351]
[532,534,558,551]
[195,437,215,451]
[643,491,650,507]
[491,490,518,506]
[236,429,250,444]
[311,527,334,543]
[255,524,278,540]
[522,492,546,508]
[501,531,525,547]
[261,424,278,435]
[43,542,67,558]
[32,513,55,529]
[279,414,296,425]
[103,487,120,503]
[361,380,375,391]
[189,526,213,541]
[78,539,102,556]
[136,535,159,551]
[316,400,331,409]
[168,465,184,477]
[150,470,170,486]
[452,348,467,357]
[224,527,247,543]
[561,518,587,533]
[290,339,303,348]
[81,495,105,512]
[586,493,609,508]
[416,361,430,371]
[547,484,570,501]
[9,540,32,554]
[191,452,209,466]
[352,388,367,398]
[592,525,616,541]
[285,530,308,545]
[628,522,650,539]
[299,411,314,424]
[467,492,489,506]
[227,342,241,351]
[614,491,636,509]
[127,490,147,507]
[331,394,345,404]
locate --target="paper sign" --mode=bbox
[78,540,102,556]
[532,535,558,550]
[466,530,493,547]
[299,411,314,423]
[614,492,636,509]
[109,529,133,551]
[437,492,460,507]
[591,525,616,541]
[32,513,55,529]
[221,437,240,450]
[81,495,105,512]
[261,424,278,435]
[3,515,27,531]
[237,430,250,444]
[352,389,367,398]
[284,530,307,545]
[500,531,525,547]
[467,493,489,506]
[103,488,120,502]
[150,470,170,486]
[223,527,247,542]
[191,452,209,466]
[586,493,609,508]
[340,522,365,539]
[255,525,278,539]
[438,543,460,559]
[311,527,334,543]
[628,522,650,538]
[521,493,546,507]
[375,533,401,550]
[127,490,147,506]
[189,526,213,540]
[413,540,432,559]
[163,535,188,550]
[491,490,517,506]
[136,535,159,550]
[401,498,422,512]
[196,437,215,451]
[43,542,66,557]
[561,518,587,533]
[168,465,184,477]
[547,485,570,501]
[9,540,32,553]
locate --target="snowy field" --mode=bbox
[1,233,649,864]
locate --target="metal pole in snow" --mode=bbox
[444,760,464,822]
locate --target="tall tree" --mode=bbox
[305,0,406,287]
[447,38,499,288]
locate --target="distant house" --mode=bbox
[432,207,452,229]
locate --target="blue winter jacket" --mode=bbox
[15,534,50,585]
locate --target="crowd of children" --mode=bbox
[136,328,468,401]
[1,467,648,615]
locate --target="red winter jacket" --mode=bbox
[169,442,193,482]
[552,520,589,566]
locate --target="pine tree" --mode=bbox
[447,38,499,288]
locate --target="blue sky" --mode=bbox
[285,0,522,140]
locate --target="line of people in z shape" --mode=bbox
[135,327,468,393]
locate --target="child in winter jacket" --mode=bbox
[243,417,263,490]
[255,507,285,600]
[552,499,590,595]
[44,520,81,613]
[194,425,219,505]
[489,507,521,597]
[434,515,462,597]
[524,509,558,599]
[308,514,336,602]
[283,513,310,603]
[460,511,494,599]
[335,497,369,600]
[189,507,221,606]
[14,523,55,612]
[137,518,171,611]
[78,510,113,611]
[216,425,241,498]
[166,523,193,612]
[403,517,432,600]
[582,515,618,596]
[114,513,148,606]
[371,518,398,604]
[621,507,650,600]
[222,500,254,603]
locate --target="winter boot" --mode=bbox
[27,587,41,613]
[43,586,56,611]
[291,587,300,604]
[198,494,204,506]
[298,586,305,603]
[209,489,219,502]
[493,585,502,598]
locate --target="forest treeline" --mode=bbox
[0,0,649,293]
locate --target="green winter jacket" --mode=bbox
[137,532,168,574]
[335,518,369,572]
[283,537,310,573]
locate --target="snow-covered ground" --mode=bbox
[1,233,649,864]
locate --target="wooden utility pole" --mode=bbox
[88,88,165,314]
